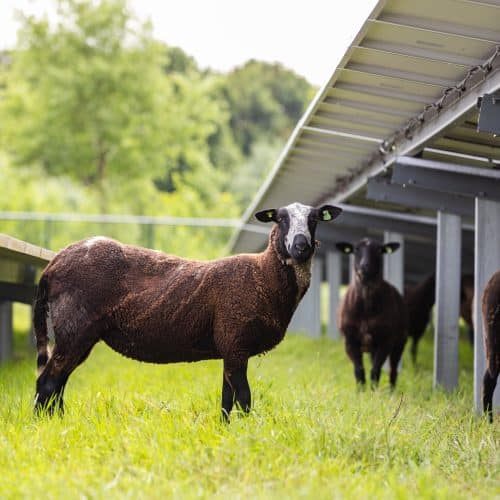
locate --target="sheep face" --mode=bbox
[336,238,400,284]
[256,202,342,264]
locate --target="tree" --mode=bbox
[163,45,199,75]
[220,60,313,155]
[0,0,231,211]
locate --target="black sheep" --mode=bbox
[336,238,407,388]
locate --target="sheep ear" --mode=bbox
[382,242,400,254]
[336,242,353,254]
[255,208,278,223]
[316,205,342,222]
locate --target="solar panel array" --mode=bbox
[231,0,500,253]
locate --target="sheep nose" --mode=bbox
[360,262,370,273]
[293,236,309,254]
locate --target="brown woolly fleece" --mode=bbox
[338,276,407,388]
[339,279,407,354]
[33,200,343,418]
[36,226,307,370]
[481,270,500,421]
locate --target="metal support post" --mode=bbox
[383,231,404,294]
[0,301,13,363]
[434,211,462,391]
[326,251,341,340]
[348,254,355,284]
[383,231,405,371]
[289,257,323,337]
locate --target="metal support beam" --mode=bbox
[336,203,450,237]
[0,282,37,305]
[316,226,366,251]
[383,232,404,294]
[392,156,500,201]
[478,92,500,135]
[474,198,500,413]
[367,174,474,217]
[289,257,323,338]
[333,70,500,204]
[434,211,462,391]
[326,251,341,340]
[0,301,13,363]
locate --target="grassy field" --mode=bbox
[0,307,498,499]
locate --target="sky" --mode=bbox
[0,0,379,86]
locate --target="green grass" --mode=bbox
[0,317,498,499]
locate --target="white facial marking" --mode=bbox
[85,236,109,249]
[284,202,313,252]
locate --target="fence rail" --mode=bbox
[0,212,268,253]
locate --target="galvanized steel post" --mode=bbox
[434,211,462,391]
[0,301,13,363]
[326,250,341,340]
[383,231,404,294]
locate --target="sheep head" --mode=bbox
[255,202,342,264]
[336,238,400,284]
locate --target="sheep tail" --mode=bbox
[33,274,50,375]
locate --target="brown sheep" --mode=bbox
[33,202,342,420]
[481,270,500,422]
[404,274,435,364]
[336,239,407,388]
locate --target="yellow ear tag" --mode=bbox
[386,247,393,254]
[344,248,351,254]
[267,211,274,219]
[322,210,332,221]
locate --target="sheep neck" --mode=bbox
[354,276,382,312]
[267,225,313,304]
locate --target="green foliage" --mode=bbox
[0,0,313,257]
[229,138,285,207]
[221,60,313,155]
[1,325,498,498]
[163,45,199,75]
[0,0,235,211]
[0,154,237,258]
[2,1,165,184]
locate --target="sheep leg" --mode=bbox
[34,356,68,416]
[221,360,250,421]
[221,372,234,422]
[483,370,498,423]
[410,336,418,365]
[370,346,389,389]
[34,340,96,416]
[389,339,406,389]
[345,338,365,386]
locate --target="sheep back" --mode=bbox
[42,237,300,365]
